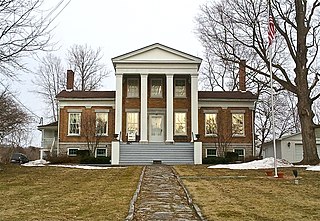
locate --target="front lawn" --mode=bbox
[0,164,142,221]
[175,165,320,221]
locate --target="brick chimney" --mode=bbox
[66,70,74,91]
[239,60,246,92]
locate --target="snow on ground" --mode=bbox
[306,166,320,171]
[208,157,293,170]
[22,160,124,169]
[48,165,125,170]
[23,159,50,167]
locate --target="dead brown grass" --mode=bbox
[175,165,320,221]
[0,164,142,221]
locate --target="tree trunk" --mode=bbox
[296,95,320,164]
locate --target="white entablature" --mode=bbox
[112,43,202,75]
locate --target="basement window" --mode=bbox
[68,148,79,157]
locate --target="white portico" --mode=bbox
[112,43,202,143]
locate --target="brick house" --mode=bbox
[47,43,257,164]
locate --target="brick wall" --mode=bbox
[59,106,115,143]
[198,107,254,158]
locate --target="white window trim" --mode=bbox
[233,148,245,157]
[174,78,187,98]
[206,148,217,157]
[68,113,81,136]
[67,148,79,156]
[127,78,139,98]
[205,113,218,137]
[95,148,107,157]
[232,113,245,137]
[150,78,163,98]
[174,112,187,136]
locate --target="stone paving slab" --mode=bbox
[132,165,200,221]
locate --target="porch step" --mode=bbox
[119,143,194,165]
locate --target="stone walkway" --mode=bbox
[132,165,200,221]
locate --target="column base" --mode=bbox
[165,140,175,144]
[139,140,148,144]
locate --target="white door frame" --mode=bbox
[149,114,164,142]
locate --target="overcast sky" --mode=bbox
[9,0,208,146]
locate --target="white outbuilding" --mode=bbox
[262,127,320,163]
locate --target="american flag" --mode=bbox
[268,15,275,46]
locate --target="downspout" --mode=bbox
[252,101,257,157]
[57,100,60,156]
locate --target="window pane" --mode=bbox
[175,79,186,97]
[151,79,162,97]
[232,113,244,136]
[175,112,186,135]
[127,79,139,97]
[127,112,139,134]
[69,113,81,135]
[234,149,245,161]
[96,148,106,157]
[205,113,217,135]
[96,113,108,135]
[68,149,78,156]
[207,148,217,157]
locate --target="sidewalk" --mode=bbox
[132,165,200,221]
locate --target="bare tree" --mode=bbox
[81,113,105,156]
[196,0,320,164]
[0,89,30,146]
[0,0,69,80]
[67,44,109,91]
[33,53,66,121]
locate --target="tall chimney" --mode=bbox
[239,60,246,92]
[66,70,74,91]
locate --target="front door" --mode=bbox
[149,115,164,142]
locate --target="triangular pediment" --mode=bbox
[112,43,202,64]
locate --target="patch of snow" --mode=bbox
[48,165,125,170]
[22,159,50,167]
[208,157,293,170]
[22,160,124,170]
[306,165,320,171]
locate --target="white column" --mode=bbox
[115,73,123,140]
[194,141,202,164]
[191,74,199,140]
[140,74,148,143]
[111,141,120,165]
[166,74,174,143]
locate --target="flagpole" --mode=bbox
[268,2,278,177]
[269,46,278,178]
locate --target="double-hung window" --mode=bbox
[205,113,218,136]
[174,79,186,97]
[232,113,245,136]
[127,78,139,98]
[174,112,187,135]
[127,112,139,135]
[68,113,81,135]
[96,112,108,136]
